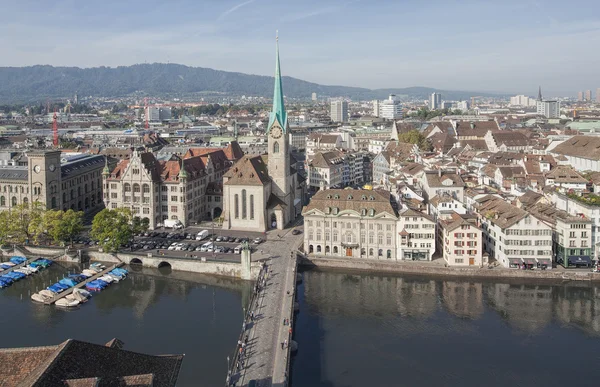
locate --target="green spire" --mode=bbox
[179,157,187,180]
[102,156,110,175]
[268,32,287,133]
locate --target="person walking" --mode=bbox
[284,339,288,348]
[281,341,284,349]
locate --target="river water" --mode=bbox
[291,269,600,387]
[0,262,252,386]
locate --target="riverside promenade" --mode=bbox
[227,228,303,387]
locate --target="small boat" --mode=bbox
[2,262,16,267]
[55,298,80,308]
[72,288,92,302]
[98,275,114,283]
[113,267,128,275]
[85,281,105,292]
[47,284,65,293]
[39,290,55,299]
[59,278,78,287]
[88,267,103,273]
[10,256,27,265]
[31,293,50,303]
[24,265,39,273]
[8,272,25,280]
[90,262,106,270]
[106,273,121,282]
[0,276,14,285]
[15,268,31,276]
[1,264,13,270]
[69,274,86,282]
[82,269,97,277]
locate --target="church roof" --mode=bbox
[224,155,271,186]
[267,36,288,133]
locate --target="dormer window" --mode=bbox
[369,196,374,201]
[326,195,331,199]
[369,209,375,217]
[347,195,353,199]
[333,207,339,215]
[326,207,331,214]
[361,195,367,200]
[334,194,340,199]
[361,209,367,216]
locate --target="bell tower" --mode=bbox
[27,150,62,209]
[267,33,292,219]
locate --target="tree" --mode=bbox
[8,202,46,244]
[398,130,433,152]
[0,211,11,246]
[132,216,150,235]
[91,208,133,252]
[44,209,83,246]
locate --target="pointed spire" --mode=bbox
[102,156,110,175]
[390,121,399,141]
[538,86,543,101]
[268,31,287,133]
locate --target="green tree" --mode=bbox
[398,129,433,152]
[131,216,150,235]
[8,202,46,244]
[91,208,133,252]
[44,209,84,246]
[0,211,11,246]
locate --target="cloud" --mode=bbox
[282,0,360,22]
[217,0,256,21]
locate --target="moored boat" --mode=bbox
[55,298,80,308]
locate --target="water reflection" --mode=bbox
[303,270,600,335]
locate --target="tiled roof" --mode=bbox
[474,195,528,229]
[455,121,500,137]
[430,133,457,152]
[551,135,600,160]
[3,338,184,387]
[224,155,270,186]
[303,188,397,217]
[400,162,425,176]
[0,167,28,180]
[491,131,530,147]
[307,133,340,144]
[545,165,588,183]
[460,139,488,150]
[309,151,344,168]
[385,141,414,159]
[425,171,465,188]
[528,202,591,224]
[440,212,480,232]
[517,190,543,209]
[61,155,105,179]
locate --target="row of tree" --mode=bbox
[91,208,149,252]
[0,203,83,247]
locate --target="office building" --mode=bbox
[372,100,380,117]
[379,95,402,120]
[312,92,317,101]
[330,100,349,123]
[509,95,537,107]
[536,100,560,118]
[596,88,600,103]
[578,91,584,102]
[430,93,442,110]
[456,100,470,111]
[585,90,592,101]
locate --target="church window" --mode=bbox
[273,142,279,153]
[250,195,254,219]
[133,184,140,193]
[124,183,131,192]
[51,197,56,208]
[143,184,150,194]
[11,197,17,206]
[234,194,239,219]
[0,196,4,206]
[242,189,247,219]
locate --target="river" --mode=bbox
[0,261,252,386]
[291,269,600,387]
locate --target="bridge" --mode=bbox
[225,230,303,387]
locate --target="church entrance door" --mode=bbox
[270,213,277,229]
[346,248,352,257]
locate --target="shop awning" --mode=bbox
[523,258,536,265]
[508,258,521,265]
[536,258,552,265]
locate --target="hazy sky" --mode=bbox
[1,0,599,96]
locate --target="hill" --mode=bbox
[0,63,503,103]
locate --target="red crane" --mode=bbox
[53,110,59,146]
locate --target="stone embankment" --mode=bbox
[301,256,600,282]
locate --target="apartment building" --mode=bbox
[397,208,436,261]
[475,195,553,269]
[440,213,485,267]
[307,150,368,191]
[421,170,465,202]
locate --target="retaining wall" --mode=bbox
[301,256,600,282]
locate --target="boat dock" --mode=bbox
[1,256,55,275]
[44,263,124,305]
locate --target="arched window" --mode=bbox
[316,245,322,253]
[71,189,75,199]
[63,193,67,203]
[133,184,140,193]
[51,197,56,208]
[378,249,383,257]
[91,181,95,191]
[369,248,374,256]
[124,183,131,192]
[333,246,338,254]
[85,184,89,193]
[325,246,330,254]
[250,195,254,219]
[309,245,314,253]
[11,196,17,206]
[387,250,392,259]
[0,196,4,206]
[23,197,28,205]
[361,248,366,256]
[78,187,82,196]
[234,194,239,218]
[143,184,150,194]
[242,189,247,219]
[273,141,279,153]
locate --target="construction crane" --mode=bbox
[144,97,149,129]
[52,110,59,147]
[470,96,483,107]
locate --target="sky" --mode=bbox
[1,0,599,96]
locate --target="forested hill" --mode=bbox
[0,63,502,103]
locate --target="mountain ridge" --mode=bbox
[0,63,505,103]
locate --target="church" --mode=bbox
[222,39,302,232]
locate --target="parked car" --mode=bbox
[234,237,242,243]
[253,238,263,245]
[292,229,302,235]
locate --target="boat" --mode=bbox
[0,276,14,285]
[72,288,92,302]
[24,265,39,273]
[88,266,103,273]
[55,298,80,308]
[31,293,50,303]
[1,264,13,270]
[47,284,65,293]
[10,256,27,265]
[39,290,55,299]
[85,281,106,292]
[98,275,114,283]
[15,268,31,276]
[82,269,97,277]
[113,267,128,275]
[106,273,121,282]
[2,261,16,267]
[8,272,25,280]
[90,262,106,270]
[69,274,86,282]
[59,278,78,287]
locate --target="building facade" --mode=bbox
[330,100,348,123]
[536,100,560,118]
[379,95,402,120]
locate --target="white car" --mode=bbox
[168,242,178,251]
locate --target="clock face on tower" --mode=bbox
[33,165,41,173]
[49,164,56,172]
[270,126,282,139]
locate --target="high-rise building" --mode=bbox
[379,95,403,120]
[596,88,600,103]
[372,100,380,117]
[585,90,592,101]
[537,100,560,118]
[330,100,349,123]
[456,100,470,111]
[430,93,442,110]
[578,91,584,102]
[509,95,536,107]
[311,92,317,101]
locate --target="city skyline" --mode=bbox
[1,0,599,96]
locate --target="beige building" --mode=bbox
[302,189,399,259]
[103,144,241,229]
[397,208,436,261]
[440,212,485,267]
[0,150,105,213]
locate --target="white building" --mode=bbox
[312,92,317,101]
[552,191,600,259]
[475,195,553,269]
[379,95,402,120]
[548,135,600,172]
[430,93,442,110]
[330,100,348,123]
[456,100,470,111]
[509,95,537,107]
[372,100,380,117]
[397,208,436,261]
[440,213,485,267]
[537,100,560,118]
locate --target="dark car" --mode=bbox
[234,237,242,243]
[292,229,302,235]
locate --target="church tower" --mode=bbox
[267,34,294,224]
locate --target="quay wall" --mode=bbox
[301,256,600,282]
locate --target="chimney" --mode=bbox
[438,168,442,178]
